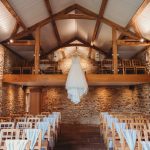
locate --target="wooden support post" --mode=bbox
[34,27,40,74]
[112,28,118,74]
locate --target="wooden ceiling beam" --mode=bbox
[54,14,97,20]
[102,17,140,40]
[1,0,26,30]
[76,37,108,56]
[75,4,98,17]
[44,0,61,45]
[119,0,150,39]
[117,40,150,46]
[41,37,77,58]
[6,40,35,46]
[0,5,98,43]
[92,0,108,42]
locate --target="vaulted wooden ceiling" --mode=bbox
[0,0,150,61]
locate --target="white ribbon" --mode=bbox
[24,129,41,150]
[122,129,137,150]
[5,140,29,150]
[114,122,126,142]
[141,141,150,150]
[36,122,49,140]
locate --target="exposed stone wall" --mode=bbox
[0,45,26,115]
[41,84,150,125]
[59,56,98,74]
[3,47,25,74]
[1,83,25,116]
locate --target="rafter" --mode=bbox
[1,0,26,29]
[0,4,98,43]
[0,3,141,46]
[41,37,76,58]
[117,40,150,46]
[54,14,97,20]
[41,36,108,58]
[91,0,108,43]
[44,0,61,45]
[119,0,150,39]
[76,37,108,55]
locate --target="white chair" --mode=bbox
[0,122,15,129]
[22,129,42,150]
[0,129,20,149]
[5,139,30,150]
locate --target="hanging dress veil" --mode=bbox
[65,56,88,104]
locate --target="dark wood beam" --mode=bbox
[1,0,26,29]
[102,17,140,40]
[92,0,108,42]
[44,0,61,45]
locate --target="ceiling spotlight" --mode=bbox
[140,38,144,43]
[9,39,14,43]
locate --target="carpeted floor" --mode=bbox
[54,124,107,150]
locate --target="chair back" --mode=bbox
[0,129,20,149]
[27,118,40,128]
[0,122,15,129]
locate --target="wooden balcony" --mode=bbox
[3,74,150,86]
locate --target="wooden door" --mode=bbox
[29,89,41,115]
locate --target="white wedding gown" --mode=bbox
[66,56,88,104]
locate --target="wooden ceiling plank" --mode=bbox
[102,17,140,40]
[132,47,148,58]
[2,44,26,60]
[75,4,98,17]
[92,0,108,42]
[10,22,20,37]
[0,5,98,43]
[119,0,150,39]
[132,22,143,38]
[44,0,61,45]
[1,0,26,29]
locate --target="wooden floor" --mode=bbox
[54,124,106,150]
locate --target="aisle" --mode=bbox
[54,124,106,150]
